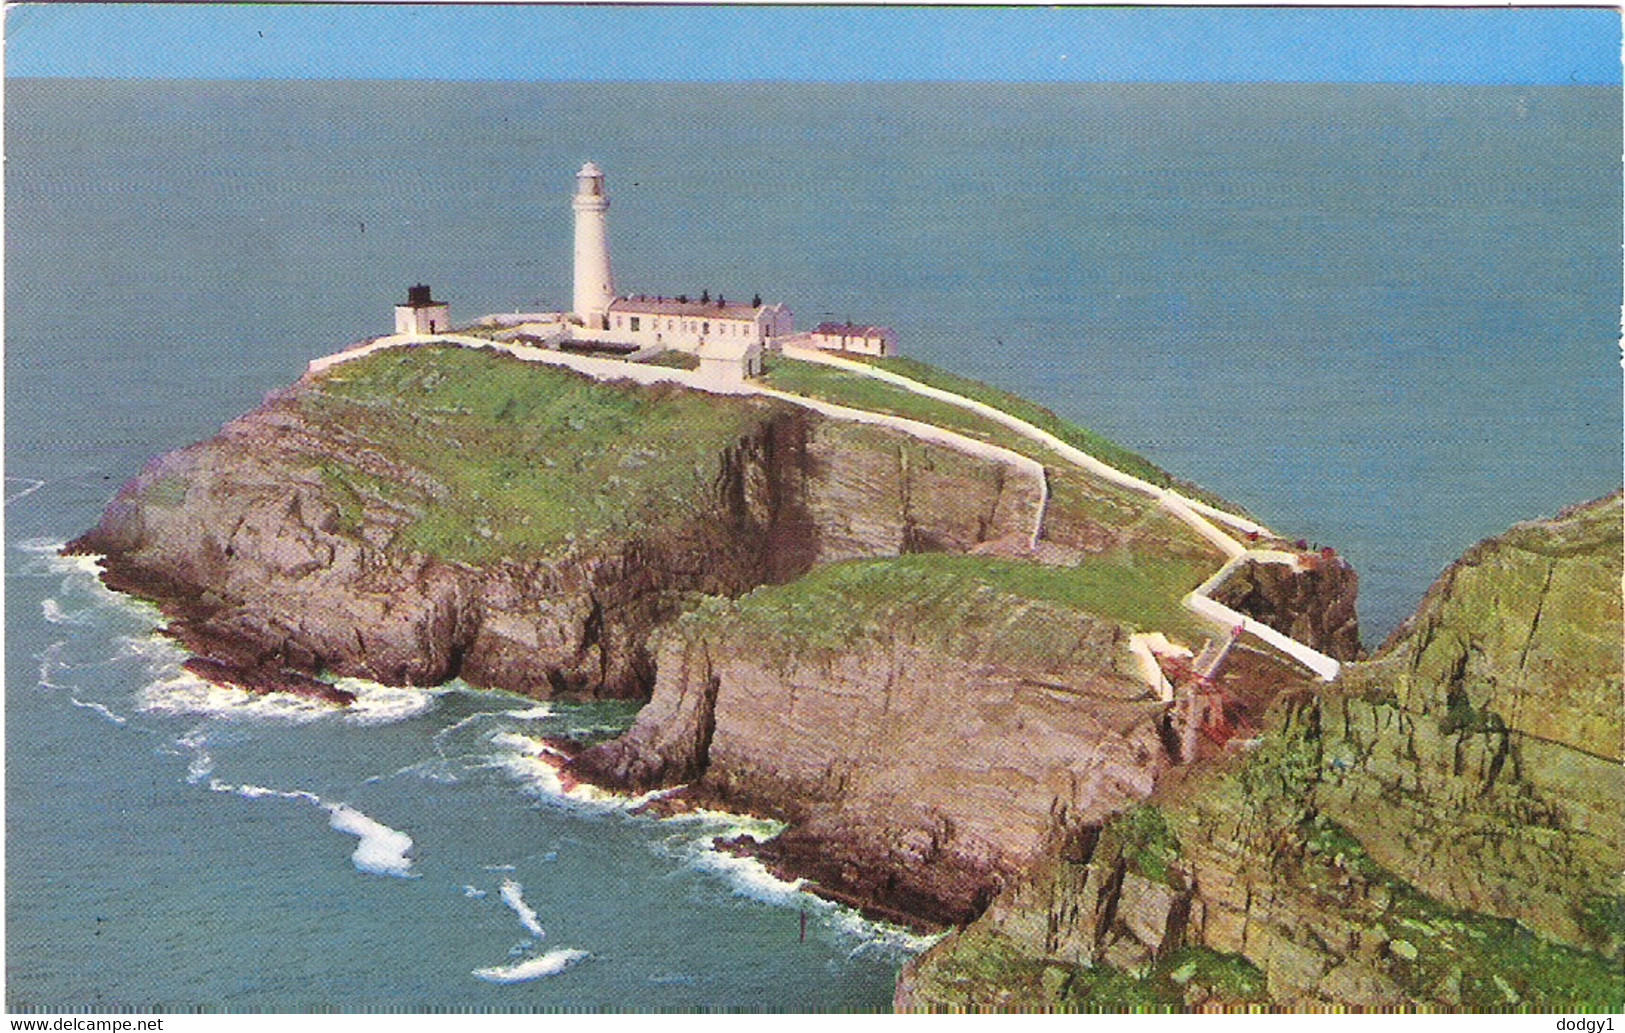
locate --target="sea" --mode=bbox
[5,80,1620,1012]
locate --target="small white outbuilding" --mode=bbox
[395,284,451,336]
[693,336,763,390]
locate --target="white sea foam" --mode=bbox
[432,712,489,741]
[485,731,682,812]
[688,840,806,907]
[42,598,89,625]
[485,733,628,810]
[825,905,946,961]
[462,885,488,898]
[498,878,545,938]
[176,729,216,784]
[326,802,416,877]
[233,784,322,805]
[140,668,332,724]
[502,704,555,720]
[335,678,438,726]
[472,949,589,984]
[185,750,215,784]
[68,697,127,725]
[38,641,74,692]
[201,774,413,878]
[482,864,517,872]
[651,808,939,958]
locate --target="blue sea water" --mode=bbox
[6,80,1620,1012]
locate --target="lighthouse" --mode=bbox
[571,161,616,329]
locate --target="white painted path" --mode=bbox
[777,346,1340,681]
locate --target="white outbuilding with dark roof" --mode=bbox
[395,284,450,336]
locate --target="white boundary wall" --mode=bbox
[778,345,1341,682]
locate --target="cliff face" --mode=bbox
[1319,491,1622,949]
[72,343,1364,946]
[569,552,1327,928]
[69,347,1039,699]
[572,576,1170,927]
[899,493,1624,1011]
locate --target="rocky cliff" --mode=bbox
[572,564,1175,928]
[898,493,1624,1011]
[68,345,1041,700]
[70,341,1367,954]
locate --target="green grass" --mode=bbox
[1063,947,1270,1012]
[1112,804,1182,884]
[677,551,1213,669]
[906,927,1267,1012]
[1297,816,1625,1012]
[902,928,1053,1011]
[763,356,1042,457]
[858,355,1238,512]
[298,345,765,562]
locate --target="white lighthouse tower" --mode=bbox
[571,161,616,329]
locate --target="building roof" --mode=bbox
[402,283,444,308]
[812,322,893,337]
[610,296,763,320]
[694,337,760,361]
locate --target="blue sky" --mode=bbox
[6,4,1621,85]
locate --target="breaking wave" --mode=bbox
[334,678,438,726]
[326,802,416,878]
[502,704,555,720]
[6,476,46,506]
[141,667,437,727]
[472,949,589,984]
[42,598,89,625]
[200,764,416,879]
[484,731,677,812]
[499,879,545,938]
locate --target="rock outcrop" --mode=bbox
[573,586,1172,927]
[898,493,1624,1011]
[570,554,1321,928]
[1209,553,1362,661]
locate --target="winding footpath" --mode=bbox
[778,346,1341,682]
[311,332,1339,682]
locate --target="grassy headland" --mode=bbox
[301,344,767,563]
